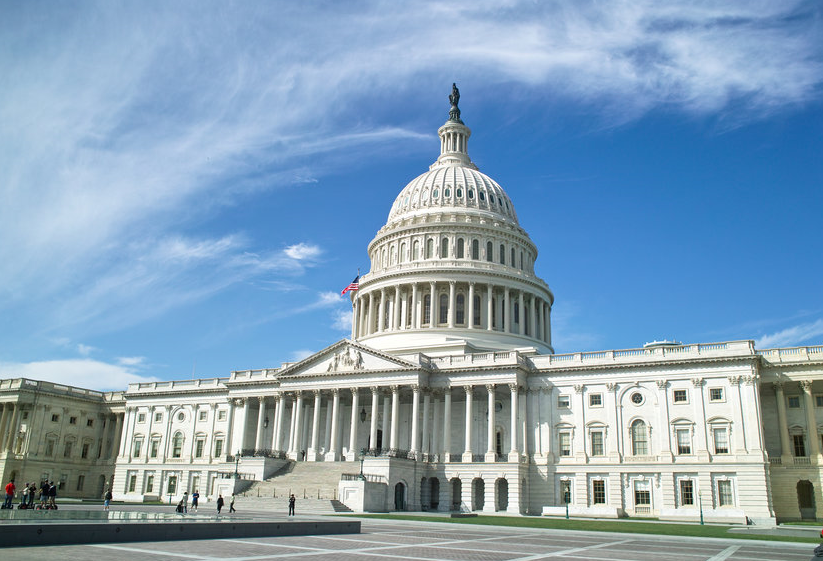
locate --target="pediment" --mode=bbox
[278,340,422,378]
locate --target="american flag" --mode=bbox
[341,275,359,295]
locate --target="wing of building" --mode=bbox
[1,90,822,524]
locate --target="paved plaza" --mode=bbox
[0,513,815,561]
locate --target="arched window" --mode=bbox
[510,248,516,267]
[413,240,420,260]
[456,238,464,258]
[486,241,493,262]
[473,295,481,326]
[400,242,406,263]
[524,306,530,336]
[514,302,519,324]
[439,294,448,324]
[390,246,397,266]
[472,239,479,260]
[381,249,386,269]
[456,294,465,325]
[499,244,505,265]
[423,295,431,324]
[426,238,434,259]
[172,432,184,458]
[631,420,648,456]
[520,251,524,270]
[441,238,449,258]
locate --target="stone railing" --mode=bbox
[430,350,528,369]
[758,346,823,363]
[237,448,286,459]
[129,378,227,393]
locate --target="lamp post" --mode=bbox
[359,448,366,480]
[234,451,240,479]
[699,491,704,525]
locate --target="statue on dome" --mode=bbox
[448,83,462,123]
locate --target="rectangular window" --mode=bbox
[145,474,154,493]
[709,388,724,402]
[137,413,146,423]
[195,438,205,458]
[22,411,28,420]
[167,476,177,495]
[81,442,89,459]
[634,483,651,506]
[590,431,604,456]
[214,439,224,458]
[713,428,729,454]
[793,434,806,457]
[150,439,159,458]
[51,414,59,422]
[128,474,137,493]
[592,480,606,504]
[76,475,85,491]
[717,480,734,506]
[87,418,94,427]
[788,396,801,408]
[589,393,602,407]
[676,428,691,455]
[218,410,227,421]
[69,416,77,425]
[133,439,142,458]
[154,412,162,423]
[191,475,200,494]
[63,441,73,458]
[558,395,570,408]
[679,480,694,506]
[198,410,207,422]
[559,433,571,456]
[673,389,688,403]
[816,395,823,407]
[44,439,55,457]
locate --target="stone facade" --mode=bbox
[2,99,822,523]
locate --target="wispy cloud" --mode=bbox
[290,349,315,362]
[331,308,353,332]
[0,359,159,391]
[757,319,823,348]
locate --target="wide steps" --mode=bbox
[245,460,358,501]
[231,496,353,515]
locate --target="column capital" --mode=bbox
[390,385,400,394]
[656,379,668,389]
[606,383,617,392]
[801,380,814,393]
[486,384,496,393]
[464,385,473,396]
[410,384,420,393]
[313,389,322,398]
[350,387,359,397]
[331,388,340,396]
[743,375,757,386]
[258,396,267,404]
[773,380,785,392]
[573,384,585,394]
[691,378,704,387]
[727,376,742,386]
[370,386,380,395]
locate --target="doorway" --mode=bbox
[394,482,406,511]
[798,480,815,519]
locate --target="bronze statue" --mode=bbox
[448,83,462,122]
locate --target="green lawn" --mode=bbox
[350,514,820,544]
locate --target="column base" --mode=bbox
[307,450,318,462]
[324,451,338,462]
[345,451,356,462]
[462,452,474,463]
[508,451,520,463]
[485,452,497,463]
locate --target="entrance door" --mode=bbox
[798,480,815,519]
[394,483,405,511]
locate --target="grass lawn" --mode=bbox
[351,514,820,544]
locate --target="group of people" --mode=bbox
[214,493,236,514]
[2,479,57,510]
[175,490,202,513]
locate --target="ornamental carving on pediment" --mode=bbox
[327,347,365,372]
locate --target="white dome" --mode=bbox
[387,165,519,226]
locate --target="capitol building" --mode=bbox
[1,90,822,525]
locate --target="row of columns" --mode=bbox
[353,281,551,344]
[774,380,821,460]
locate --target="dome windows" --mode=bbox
[468,189,475,199]
[456,188,463,198]
[433,188,439,199]
[479,191,485,201]
[444,187,451,198]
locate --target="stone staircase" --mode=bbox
[236,460,358,514]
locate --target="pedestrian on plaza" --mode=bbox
[103,488,112,511]
[27,483,36,507]
[288,493,296,516]
[3,479,15,509]
[21,483,29,508]
[191,490,199,512]
[229,493,236,513]
[48,481,57,509]
[216,494,224,514]
[182,491,189,513]
[38,481,48,509]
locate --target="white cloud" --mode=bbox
[0,359,159,391]
[284,243,322,261]
[331,308,353,332]
[290,349,315,362]
[117,356,146,367]
[77,344,96,356]
[756,319,823,349]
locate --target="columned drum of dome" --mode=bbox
[352,92,554,355]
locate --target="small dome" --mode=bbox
[387,165,519,226]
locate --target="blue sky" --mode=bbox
[1,1,822,390]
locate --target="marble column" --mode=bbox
[447,281,456,328]
[309,390,322,460]
[255,397,267,451]
[328,389,340,460]
[367,292,375,336]
[468,282,475,328]
[410,385,420,456]
[487,284,494,331]
[518,291,524,335]
[509,383,519,461]
[421,390,431,456]
[802,380,820,458]
[348,388,359,460]
[393,285,401,330]
[3,403,19,452]
[274,394,286,451]
[381,392,391,449]
[111,412,124,460]
[369,387,379,451]
[390,385,400,450]
[443,387,452,461]
[463,386,473,462]
[529,295,536,338]
[503,288,511,333]
[377,289,386,332]
[774,382,792,458]
[411,283,419,329]
[485,384,496,462]
[429,281,436,328]
[293,392,304,460]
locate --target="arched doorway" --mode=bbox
[420,477,429,510]
[451,478,461,511]
[496,479,508,511]
[472,478,484,511]
[798,480,815,519]
[97,474,107,496]
[430,477,440,510]
[394,482,406,511]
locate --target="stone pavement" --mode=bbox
[0,510,816,561]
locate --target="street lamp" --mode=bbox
[234,451,240,479]
[699,491,704,525]
[359,448,366,480]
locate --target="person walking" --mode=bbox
[182,491,189,513]
[288,493,296,516]
[229,493,236,513]
[103,488,112,511]
[27,483,35,507]
[39,481,48,509]
[3,479,15,509]
[216,494,224,514]
[48,481,57,509]
[191,490,199,512]
[21,483,29,508]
